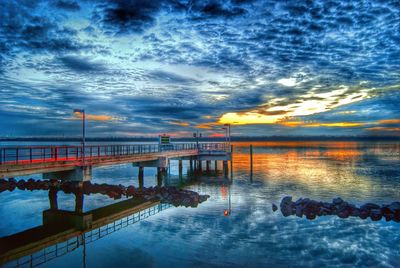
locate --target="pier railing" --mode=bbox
[0,143,230,165]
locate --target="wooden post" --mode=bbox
[250,144,253,180]
[215,160,218,171]
[206,160,211,172]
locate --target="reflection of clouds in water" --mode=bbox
[232,142,400,203]
[131,201,399,267]
[1,142,399,266]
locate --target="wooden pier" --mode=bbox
[0,143,231,180]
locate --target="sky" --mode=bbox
[0,0,399,137]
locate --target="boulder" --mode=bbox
[272,204,278,212]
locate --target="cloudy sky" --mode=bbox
[0,0,399,137]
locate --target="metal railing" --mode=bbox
[0,143,230,165]
[198,143,230,151]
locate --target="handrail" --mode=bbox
[0,143,230,165]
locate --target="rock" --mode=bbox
[306,213,316,220]
[337,209,350,218]
[360,203,380,211]
[370,209,382,221]
[280,196,293,217]
[272,204,278,212]
[350,208,360,217]
[333,197,344,205]
[389,202,400,213]
[393,212,400,222]
[281,196,292,205]
[295,206,303,217]
[359,209,369,219]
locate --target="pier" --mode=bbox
[0,143,231,181]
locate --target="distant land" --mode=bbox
[0,136,399,142]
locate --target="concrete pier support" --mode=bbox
[178,160,183,173]
[189,159,193,171]
[138,166,144,188]
[75,188,84,214]
[223,161,228,177]
[43,166,92,182]
[206,160,211,172]
[49,187,58,210]
[157,167,163,187]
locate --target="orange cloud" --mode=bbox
[378,119,400,124]
[366,127,400,132]
[168,121,190,127]
[73,112,116,121]
[305,122,364,127]
[195,123,219,129]
[279,121,364,128]
[279,121,305,127]
[209,133,226,138]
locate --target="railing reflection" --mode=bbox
[1,191,170,268]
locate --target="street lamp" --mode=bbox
[222,127,228,143]
[193,130,202,149]
[73,109,85,161]
[224,123,231,144]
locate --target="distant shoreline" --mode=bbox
[0,136,398,142]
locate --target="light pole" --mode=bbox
[193,130,202,150]
[74,109,85,162]
[222,127,228,143]
[224,123,231,144]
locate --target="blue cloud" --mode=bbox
[0,0,399,136]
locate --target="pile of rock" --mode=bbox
[273,196,400,222]
[0,178,210,208]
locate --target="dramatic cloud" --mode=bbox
[0,0,399,136]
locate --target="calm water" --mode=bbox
[1,141,400,267]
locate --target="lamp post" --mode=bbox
[222,127,227,142]
[73,109,85,162]
[224,123,231,144]
[193,130,202,150]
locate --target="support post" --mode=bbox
[75,185,84,214]
[157,167,163,187]
[178,160,183,179]
[250,144,253,181]
[138,166,144,188]
[223,160,228,177]
[206,160,211,172]
[49,187,58,210]
[215,160,218,171]
[179,160,183,172]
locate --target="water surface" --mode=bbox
[1,141,399,267]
